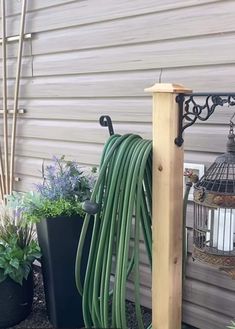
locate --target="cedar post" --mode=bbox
[145,83,192,329]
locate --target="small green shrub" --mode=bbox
[0,195,41,285]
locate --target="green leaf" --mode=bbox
[9,267,24,285]
[22,263,31,280]
[9,258,20,269]
[0,269,6,283]
[227,321,235,329]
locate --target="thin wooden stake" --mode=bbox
[10,0,27,194]
[1,0,9,196]
[145,83,192,329]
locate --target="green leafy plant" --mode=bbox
[27,197,84,221]
[227,321,235,329]
[26,156,96,221]
[0,194,41,285]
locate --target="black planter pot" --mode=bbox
[36,215,91,329]
[0,272,33,328]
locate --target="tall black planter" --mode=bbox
[0,272,33,328]
[36,215,91,329]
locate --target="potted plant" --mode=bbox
[27,156,96,328]
[0,194,41,328]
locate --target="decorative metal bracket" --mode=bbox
[175,93,235,146]
[99,115,114,136]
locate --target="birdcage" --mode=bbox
[193,127,235,279]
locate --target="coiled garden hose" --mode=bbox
[75,133,193,328]
[75,134,152,329]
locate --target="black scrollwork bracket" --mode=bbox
[175,93,235,147]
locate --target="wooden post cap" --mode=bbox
[145,83,192,94]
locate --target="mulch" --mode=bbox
[8,266,196,329]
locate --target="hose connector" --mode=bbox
[82,200,99,215]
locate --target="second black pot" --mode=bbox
[36,214,92,329]
[0,272,33,328]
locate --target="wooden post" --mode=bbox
[145,83,192,329]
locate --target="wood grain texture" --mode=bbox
[150,85,186,329]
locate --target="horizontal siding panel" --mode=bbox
[0,58,32,78]
[14,156,97,181]
[183,279,235,317]
[5,34,235,75]
[183,302,232,329]
[15,156,44,178]
[29,4,235,56]
[6,0,77,16]
[185,150,222,167]
[12,120,152,143]
[1,42,32,59]
[14,138,103,165]
[161,64,235,92]
[125,280,152,309]
[112,260,151,289]
[128,264,151,288]
[2,98,152,122]
[186,258,235,292]
[0,98,227,127]
[2,65,235,99]
[6,0,223,35]
[32,35,235,76]
[185,124,229,153]
[5,1,232,59]
[14,174,41,192]
[129,240,150,266]
[0,72,158,98]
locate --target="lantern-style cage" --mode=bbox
[193,132,235,278]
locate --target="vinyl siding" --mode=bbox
[4,1,235,328]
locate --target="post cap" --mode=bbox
[145,83,192,94]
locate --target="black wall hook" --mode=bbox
[99,115,114,136]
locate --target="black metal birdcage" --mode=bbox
[193,129,235,278]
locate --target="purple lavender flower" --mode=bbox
[36,156,96,202]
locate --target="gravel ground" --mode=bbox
[8,266,196,329]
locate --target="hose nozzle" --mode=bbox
[82,200,99,215]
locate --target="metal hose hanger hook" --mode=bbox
[99,115,114,136]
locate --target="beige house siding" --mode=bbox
[3,1,235,328]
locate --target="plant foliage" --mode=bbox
[26,156,96,221]
[227,321,235,329]
[0,194,41,285]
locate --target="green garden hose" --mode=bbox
[75,134,152,329]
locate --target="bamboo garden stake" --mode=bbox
[1,0,8,196]
[10,0,27,194]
